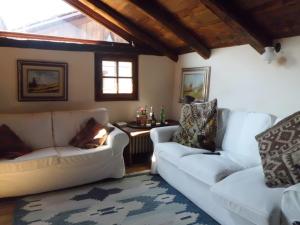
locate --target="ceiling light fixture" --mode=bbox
[262,43,281,64]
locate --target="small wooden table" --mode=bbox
[114,120,178,165]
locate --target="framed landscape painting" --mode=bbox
[17,60,68,101]
[180,67,210,103]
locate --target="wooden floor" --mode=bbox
[125,162,151,174]
[0,163,151,225]
[0,198,15,225]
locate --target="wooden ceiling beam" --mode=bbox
[130,0,211,59]
[64,0,146,48]
[0,37,160,55]
[199,0,272,54]
[85,0,178,61]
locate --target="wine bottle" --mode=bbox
[160,105,166,125]
[151,108,156,127]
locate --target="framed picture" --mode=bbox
[17,60,68,101]
[180,67,211,103]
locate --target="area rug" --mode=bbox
[14,173,220,225]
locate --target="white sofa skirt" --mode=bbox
[0,152,124,198]
[155,156,256,225]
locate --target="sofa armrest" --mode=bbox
[107,124,129,155]
[281,183,300,225]
[150,125,179,144]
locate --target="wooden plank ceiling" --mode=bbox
[65,0,300,61]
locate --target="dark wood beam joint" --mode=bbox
[130,0,211,59]
[200,0,272,54]
[86,0,178,61]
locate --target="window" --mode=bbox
[0,0,127,43]
[95,54,138,101]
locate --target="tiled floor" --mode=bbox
[0,163,151,225]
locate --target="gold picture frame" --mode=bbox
[17,60,68,101]
[180,67,210,103]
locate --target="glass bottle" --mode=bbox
[136,107,141,125]
[151,112,156,127]
[160,105,166,125]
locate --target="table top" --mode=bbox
[114,119,178,136]
[127,119,178,129]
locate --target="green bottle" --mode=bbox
[160,105,166,125]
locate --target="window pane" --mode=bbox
[102,61,116,77]
[119,62,132,77]
[119,78,133,94]
[0,0,127,43]
[103,78,117,93]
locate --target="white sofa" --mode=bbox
[150,109,300,225]
[0,108,129,198]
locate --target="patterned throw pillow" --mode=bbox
[256,111,300,187]
[70,118,114,149]
[0,124,32,159]
[172,99,217,151]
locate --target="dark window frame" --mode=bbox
[94,53,138,101]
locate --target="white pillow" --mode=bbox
[222,111,273,168]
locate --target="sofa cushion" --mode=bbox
[178,152,243,186]
[52,108,109,147]
[222,111,273,168]
[0,124,32,159]
[211,166,284,225]
[0,148,59,174]
[0,112,53,149]
[172,99,218,151]
[55,146,113,166]
[155,142,209,166]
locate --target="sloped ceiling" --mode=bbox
[65,0,300,61]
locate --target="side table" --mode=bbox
[114,120,178,165]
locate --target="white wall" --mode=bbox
[172,36,300,119]
[0,47,174,121]
[2,36,300,122]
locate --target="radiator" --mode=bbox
[122,130,154,165]
[130,132,153,156]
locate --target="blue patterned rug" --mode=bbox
[14,173,220,225]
